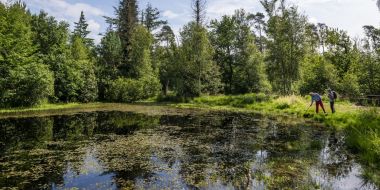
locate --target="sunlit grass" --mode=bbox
[0,103,101,114]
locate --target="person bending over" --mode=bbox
[309,92,326,114]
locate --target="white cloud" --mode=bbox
[88,19,101,33]
[206,0,380,38]
[28,0,105,19]
[309,17,318,24]
[207,0,262,17]
[289,0,380,37]
[26,0,107,44]
[163,10,180,19]
[88,19,102,44]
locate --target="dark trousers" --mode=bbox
[330,101,335,113]
[316,100,326,113]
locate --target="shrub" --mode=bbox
[140,75,161,99]
[0,63,54,107]
[108,77,161,103]
[55,60,98,103]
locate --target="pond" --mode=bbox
[0,108,378,190]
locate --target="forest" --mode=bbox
[1,0,380,107]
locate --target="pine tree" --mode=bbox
[118,0,138,77]
[73,11,94,48]
[143,3,167,32]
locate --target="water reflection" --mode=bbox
[0,111,377,189]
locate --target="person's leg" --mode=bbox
[330,102,334,113]
[320,101,326,113]
[316,101,320,113]
[332,102,335,113]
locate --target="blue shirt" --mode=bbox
[311,93,322,103]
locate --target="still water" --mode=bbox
[0,110,378,189]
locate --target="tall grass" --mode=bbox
[345,109,380,164]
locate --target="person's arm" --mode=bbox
[310,96,314,106]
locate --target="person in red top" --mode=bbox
[309,92,326,114]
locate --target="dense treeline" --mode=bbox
[1,0,380,107]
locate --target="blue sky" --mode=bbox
[4,0,379,43]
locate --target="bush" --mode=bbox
[140,75,161,99]
[108,77,161,103]
[55,60,98,103]
[0,63,54,107]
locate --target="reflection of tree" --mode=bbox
[0,117,53,153]
[93,131,175,189]
[253,120,328,189]
[96,111,161,135]
[0,117,65,189]
[312,131,357,187]
[158,113,261,189]
[53,112,98,141]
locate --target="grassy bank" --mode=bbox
[171,93,380,180]
[0,102,111,115]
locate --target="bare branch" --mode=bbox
[192,0,207,25]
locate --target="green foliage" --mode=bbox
[210,10,270,94]
[346,109,380,165]
[338,72,360,97]
[0,2,54,107]
[72,11,94,47]
[108,78,142,103]
[298,54,338,95]
[54,38,97,103]
[118,0,138,68]
[128,25,155,78]
[1,63,54,107]
[323,28,355,78]
[355,51,380,95]
[96,30,122,100]
[264,3,307,94]
[107,76,160,103]
[31,11,70,58]
[156,25,178,95]
[177,22,222,98]
[142,3,167,32]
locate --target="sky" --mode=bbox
[3,0,379,43]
